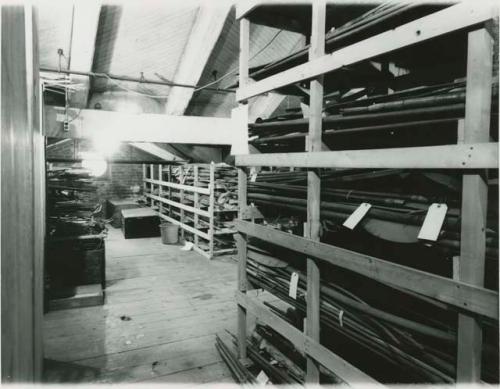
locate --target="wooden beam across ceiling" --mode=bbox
[44,106,239,146]
[165,2,231,115]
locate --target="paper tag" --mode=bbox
[418,203,448,241]
[343,203,372,230]
[288,272,299,299]
[250,172,258,182]
[256,370,269,384]
[338,310,344,327]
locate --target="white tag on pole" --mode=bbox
[343,203,372,230]
[256,370,270,384]
[418,203,448,241]
[289,272,299,299]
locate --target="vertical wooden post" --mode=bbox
[168,165,172,217]
[306,0,325,383]
[142,164,147,205]
[237,15,250,360]
[179,165,185,241]
[194,165,199,248]
[237,167,248,360]
[456,28,493,383]
[150,164,155,208]
[158,165,163,214]
[1,4,42,381]
[208,162,215,259]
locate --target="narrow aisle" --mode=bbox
[43,226,237,383]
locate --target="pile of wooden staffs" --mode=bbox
[243,245,499,383]
[247,169,499,271]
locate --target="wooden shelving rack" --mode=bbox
[234,1,498,384]
[143,163,238,259]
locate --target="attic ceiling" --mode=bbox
[38,1,305,119]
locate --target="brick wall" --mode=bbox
[46,139,156,214]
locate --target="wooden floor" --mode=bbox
[43,226,237,383]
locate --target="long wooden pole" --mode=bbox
[237,167,248,360]
[456,27,493,383]
[237,15,250,360]
[305,0,326,383]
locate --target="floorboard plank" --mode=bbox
[43,226,237,383]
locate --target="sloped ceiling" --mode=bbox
[91,2,199,98]
[38,1,74,69]
[186,8,305,118]
[37,1,306,161]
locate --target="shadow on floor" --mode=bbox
[43,358,102,383]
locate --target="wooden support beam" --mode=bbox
[237,2,497,101]
[165,3,230,115]
[236,292,381,385]
[144,178,210,195]
[208,163,216,259]
[237,16,250,361]
[167,166,172,217]
[456,28,494,383]
[158,165,163,215]
[247,37,304,123]
[1,4,42,381]
[157,212,210,240]
[43,105,237,145]
[179,165,185,241]
[64,1,102,108]
[248,92,286,123]
[144,193,210,218]
[305,0,325,382]
[235,221,498,320]
[129,142,185,162]
[194,165,200,248]
[235,143,498,169]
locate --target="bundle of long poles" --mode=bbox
[245,249,499,383]
[247,180,499,261]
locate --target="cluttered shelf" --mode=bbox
[221,0,500,386]
[46,165,107,311]
[143,163,238,259]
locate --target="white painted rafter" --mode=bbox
[165,2,231,115]
[66,1,102,108]
[129,142,185,162]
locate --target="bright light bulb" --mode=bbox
[81,152,107,176]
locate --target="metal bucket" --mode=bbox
[160,223,179,244]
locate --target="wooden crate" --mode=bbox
[121,208,160,239]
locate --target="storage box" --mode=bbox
[107,199,141,228]
[121,208,160,239]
